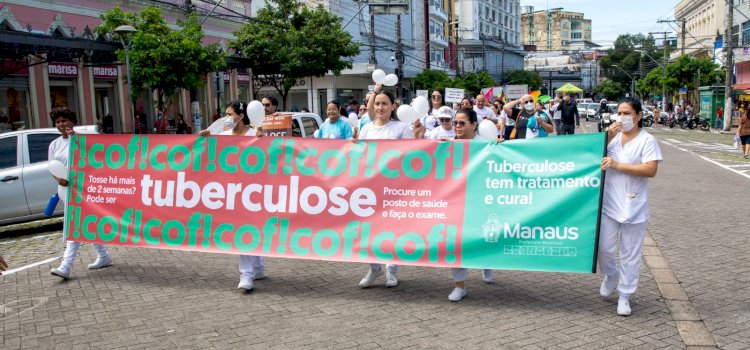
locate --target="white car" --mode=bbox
[0,125,99,224]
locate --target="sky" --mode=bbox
[520,0,680,48]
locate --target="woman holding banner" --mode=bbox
[357,84,413,288]
[50,107,114,279]
[447,108,495,301]
[599,97,662,316]
[201,101,264,291]
[315,100,353,139]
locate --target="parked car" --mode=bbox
[577,103,590,118]
[289,112,324,138]
[0,126,99,225]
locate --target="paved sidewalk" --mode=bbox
[1,135,746,349]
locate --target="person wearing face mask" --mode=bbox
[599,97,662,316]
[502,94,537,139]
[316,100,353,139]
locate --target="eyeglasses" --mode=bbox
[359,108,367,111]
[263,103,272,107]
[432,95,442,99]
[524,101,534,105]
[451,121,467,127]
[439,119,452,122]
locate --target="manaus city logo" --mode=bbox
[482,214,580,242]
[482,214,502,243]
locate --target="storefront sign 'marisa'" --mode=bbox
[48,63,78,77]
[93,66,118,79]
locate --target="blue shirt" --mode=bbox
[358,113,372,130]
[316,118,353,139]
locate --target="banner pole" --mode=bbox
[591,131,608,273]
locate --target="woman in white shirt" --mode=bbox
[357,85,413,288]
[201,101,262,291]
[599,97,663,316]
[50,107,113,279]
[420,90,445,132]
[446,108,495,301]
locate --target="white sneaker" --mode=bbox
[50,266,71,279]
[253,269,266,280]
[482,269,494,283]
[238,275,254,291]
[358,268,384,288]
[448,287,467,302]
[617,298,631,316]
[600,276,617,298]
[385,271,399,287]
[87,255,113,269]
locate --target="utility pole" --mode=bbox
[681,20,686,55]
[369,14,376,64]
[396,14,404,100]
[724,0,734,131]
[424,0,430,69]
[650,31,670,112]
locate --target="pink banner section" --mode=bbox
[67,135,470,268]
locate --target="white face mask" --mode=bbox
[621,116,635,132]
[524,102,535,111]
[223,116,237,129]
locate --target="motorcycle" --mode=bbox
[598,111,614,132]
[642,114,654,127]
[686,116,699,129]
[699,117,711,131]
[656,112,669,126]
[668,113,678,128]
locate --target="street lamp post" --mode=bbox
[612,64,635,98]
[115,25,137,134]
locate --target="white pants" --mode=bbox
[368,263,399,273]
[598,214,647,298]
[450,268,492,282]
[239,255,264,278]
[59,241,110,269]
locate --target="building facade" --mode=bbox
[673,0,724,60]
[520,7,592,51]
[0,0,252,134]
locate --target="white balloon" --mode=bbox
[478,119,499,140]
[372,69,386,84]
[397,105,418,124]
[48,160,68,180]
[383,74,399,87]
[411,96,430,117]
[348,114,359,130]
[247,100,266,127]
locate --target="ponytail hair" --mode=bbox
[227,100,249,125]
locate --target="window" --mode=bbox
[733,25,740,46]
[572,32,582,39]
[743,21,750,45]
[301,117,319,137]
[28,133,59,164]
[561,31,569,39]
[232,0,245,13]
[0,136,18,169]
[561,21,569,29]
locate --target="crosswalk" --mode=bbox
[659,138,750,179]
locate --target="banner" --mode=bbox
[65,133,606,273]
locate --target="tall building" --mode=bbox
[453,0,525,83]
[520,7,592,51]
[673,0,725,59]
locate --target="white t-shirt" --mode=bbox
[426,127,456,140]
[602,129,663,224]
[550,103,562,120]
[220,128,257,136]
[474,106,495,123]
[358,120,413,140]
[48,136,70,167]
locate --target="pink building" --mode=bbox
[0,0,253,133]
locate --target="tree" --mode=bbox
[96,7,225,108]
[453,72,496,97]
[595,79,626,100]
[505,69,542,90]
[413,70,454,93]
[599,33,667,88]
[230,0,360,110]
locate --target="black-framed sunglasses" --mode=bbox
[451,121,467,127]
[439,118,452,122]
[432,95,442,99]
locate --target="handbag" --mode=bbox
[510,127,517,140]
[734,133,741,149]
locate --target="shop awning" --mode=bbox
[732,83,750,90]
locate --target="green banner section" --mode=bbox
[461,133,606,273]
